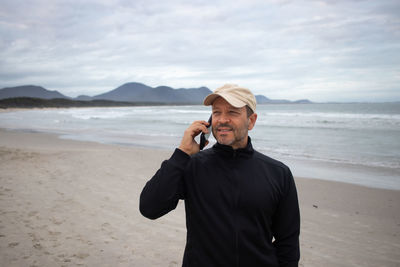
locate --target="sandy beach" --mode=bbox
[0,128,399,267]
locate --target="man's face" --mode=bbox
[211,97,257,149]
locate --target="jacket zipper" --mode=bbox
[233,153,240,267]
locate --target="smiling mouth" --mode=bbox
[216,127,233,133]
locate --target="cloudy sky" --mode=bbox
[1,0,399,102]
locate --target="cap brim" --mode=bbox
[203,93,219,106]
[203,93,247,108]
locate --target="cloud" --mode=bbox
[0,0,399,101]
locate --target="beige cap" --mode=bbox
[203,84,257,112]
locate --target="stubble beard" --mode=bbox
[213,122,249,148]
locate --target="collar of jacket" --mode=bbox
[212,136,254,158]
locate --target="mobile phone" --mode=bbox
[199,115,212,150]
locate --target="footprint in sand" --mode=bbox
[50,217,64,225]
[8,242,19,248]
[28,211,39,217]
[73,252,90,259]
[33,243,42,250]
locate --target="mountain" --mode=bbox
[255,95,289,104]
[91,82,212,104]
[92,82,151,101]
[293,99,313,104]
[0,85,68,100]
[92,83,311,104]
[256,94,312,104]
[0,83,312,105]
[75,95,93,101]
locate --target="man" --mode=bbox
[140,84,300,267]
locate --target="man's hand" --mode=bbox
[178,120,210,156]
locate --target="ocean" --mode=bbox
[1,103,399,190]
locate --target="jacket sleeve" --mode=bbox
[139,148,190,220]
[271,167,300,267]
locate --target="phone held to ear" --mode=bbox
[199,115,212,150]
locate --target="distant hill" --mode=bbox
[91,82,151,101]
[256,95,312,104]
[75,95,93,101]
[0,83,213,104]
[293,99,313,104]
[0,85,67,100]
[0,83,313,105]
[91,82,212,104]
[0,97,154,109]
[256,95,290,104]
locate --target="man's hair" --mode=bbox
[246,105,254,118]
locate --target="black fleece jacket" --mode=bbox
[140,138,300,267]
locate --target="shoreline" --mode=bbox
[1,127,399,192]
[2,124,399,191]
[0,129,400,266]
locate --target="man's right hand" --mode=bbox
[178,120,210,156]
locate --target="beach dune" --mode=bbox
[0,129,399,266]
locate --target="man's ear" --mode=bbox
[248,113,257,130]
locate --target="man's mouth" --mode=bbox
[216,125,233,133]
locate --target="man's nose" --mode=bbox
[217,114,230,124]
